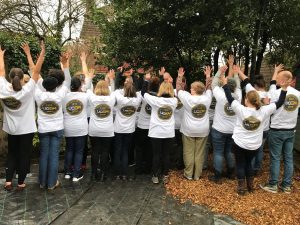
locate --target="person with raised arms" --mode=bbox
[260,66,300,194]
[0,41,45,191]
[143,78,178,184]
[62,52,94,182]
[113,77,142,180]
[35,51,70,190]
[176,66,212,181]
[209,65,241,183]
[220,66,288,195]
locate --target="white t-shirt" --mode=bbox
[178,90,212,137]
[231,100,277,150]
[0,77,37,135]
[137,97,152,129]
[35,86,69,133]
[81,78,94,118]
[88,90,116,137]
[37,68,72,91]
[245,83,271,131]
[269,85,300,129]
[144,93,177,138]
[114,90,142,134]
[212,86,242,134]
[208,96,217,121]
[63,92,88,137]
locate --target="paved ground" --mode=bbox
[0,161,242,225]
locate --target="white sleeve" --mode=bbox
[245,83,255,93]
[212,71,221,90]
[262,103,277,118]
[84,78,93,91]
[212,86,225,101]
[178,90,190,106]
[144,93,157,106]
[235,88,242,102]
[233,73,241,89]
[37,78,45,91]
[57,86,69,98]
[231,100,244,117]
[22,78,36,94]
[63,68,71,89]
[205,90,213,105]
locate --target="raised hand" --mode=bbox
[227,55,234,66]
[87,68,95,79]
[80,51,87,62]
[204,66,212,78]
[178,67,185,78]
[107,69,115,80]
[21,42,31,55]
[233,65,240,74]
[219,65,228,75]
[220,74,227,86]
[274,64,284,74]
[159,67,166,76]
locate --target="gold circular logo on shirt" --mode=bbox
[191,104,207,118]
[145,104,152,115]
[243,116,261,131]
[2,97,22,110]
[284,94,298,112]
[210,97,216,110]
[224,103,235,116]
[120,106,136,117]
[176,97,183,110]
[158,105,173,120]
[95,104,111,118]
[66,99,84,115]
[40,101,59,114]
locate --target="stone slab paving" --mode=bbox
[0,163,242,225]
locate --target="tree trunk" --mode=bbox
[244,45,250,75]
[255,30,269,75]
[250,0,268,82]
[213,48,220,74]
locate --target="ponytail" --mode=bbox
[9,68,24,92]
[246,90,261,110]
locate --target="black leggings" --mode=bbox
[233,142,258,179]
[90,136,113,175]
[6,133,34,184]
[151,137,174,176]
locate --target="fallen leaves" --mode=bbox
[165,154,300,225]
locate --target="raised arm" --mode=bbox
[220,75,235,105]
[21,43,35,74]
[0,46,6,77]
[141,73,151,96]
[176,67,185,92]
[204,65,212,90]
[227,55,234,78]
[32,41,45,82]
[60,51,72,88]
[105,69,116,91]
[212,65,227,89]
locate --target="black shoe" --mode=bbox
[121,175,128,181]
[208,174,222,184]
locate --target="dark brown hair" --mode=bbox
[48,69,65,86]
[9,68,24,92]
[253,75,266,89]
[149,76,160,93]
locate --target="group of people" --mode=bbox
[0,41,299,196]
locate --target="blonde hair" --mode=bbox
[94,80,110,96]
[157,82,174,97]
[191,81,205,95]
[246,90,261,110]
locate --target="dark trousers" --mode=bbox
[81,117,90,166]
[233,142,258,179]
[64,136,86,177]
[151,137,174,176]
[135,128,152,174]
[6,133,34,184]
[174,129,184,169]
[90,136,113,175]
[114,133,134,176]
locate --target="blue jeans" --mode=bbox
[114,133,134,176]
[252,130,269,171]
[64,136,86,177]
[268,129,295,187]
[39,130,64,188]
[211,128,235,174]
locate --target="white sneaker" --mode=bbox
[64,174,71,179]
[152,176,159,184]
[72,174,84,182]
